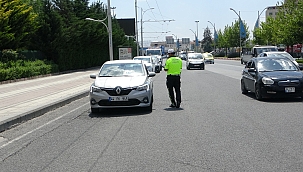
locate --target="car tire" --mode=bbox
[255,84,263,100]
[241,80,248,94]
[201,64,205,70]
[91,108,99,113]
[145,96,153,112]
[187,66,190,70]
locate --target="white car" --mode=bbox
[133,56,155,72]
[89,60,156,113]
[186,53,205,70]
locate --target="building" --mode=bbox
[265,0,297,20]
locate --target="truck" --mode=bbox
[240,45,278,64]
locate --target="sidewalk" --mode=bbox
[0,68,99,132]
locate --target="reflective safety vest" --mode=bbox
[165,57,182,75]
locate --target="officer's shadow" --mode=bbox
[164,107,184,111]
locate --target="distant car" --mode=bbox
[179,54,187,60]
[186,53,205,70]
[202,52,214,64]
[258,51,299,67]
[133,56,155,72]
[241,45,278,64]
[241,56,303,100]
[89,60,156,113]
[152,56,162,73]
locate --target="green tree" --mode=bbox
[0,0,39,50]
[201,27,213,52]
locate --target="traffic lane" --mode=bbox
[1,66,303,171]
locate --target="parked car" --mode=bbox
[241,45,278,64]
[202,52,214,64]
[133,56,155,72]
[89,60,156,113]
[179,54,187,60]
[241,56,303,100]
[152,56,162,73]
[257,51,299,67]
[186,53,205,70]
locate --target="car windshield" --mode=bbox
[99,63,144,77]
[205,54,213,58]
[256,48,277,54]
[267,53,295,61]
[146,50,161,56]
[133,57,151,63]
[188,54,203,59]
[257,58,297,72]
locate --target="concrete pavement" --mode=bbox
[0,68,99,132]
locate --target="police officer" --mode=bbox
[164,49,182,108]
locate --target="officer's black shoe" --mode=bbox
[169,104,176,108]
[176,101,180,108]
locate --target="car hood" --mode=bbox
[188,59,204,62]
[261,71,303,79]
[94,76,147,88]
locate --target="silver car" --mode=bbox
[186,53,205,70]
[133,56,155,72]
[89,60,156,113]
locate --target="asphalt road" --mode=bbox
[1,59,303,171]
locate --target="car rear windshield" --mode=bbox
[133,57,151,63]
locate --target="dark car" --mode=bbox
[241,56,303,100]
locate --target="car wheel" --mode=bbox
[146,96,153,112]
[91,108,99,113]
[255,84,263,100]
[187,66,190,70]
[241,80,248,94]
[241,59,244,64]
[201,64,205,70]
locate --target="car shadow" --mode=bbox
[244,92,303,103]
[89,107,152,118]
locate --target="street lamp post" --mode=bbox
[85,0,113,61]
[230,8,241,57]
[172,34,178,53]
[141,7,154,55]
[208,21,216,52]
[256,7,267,29]
[135,0,139,56]
[195,20,199,52]
[189,29,196,51]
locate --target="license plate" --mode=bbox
[109,96,128,101]
[285,87,295,93]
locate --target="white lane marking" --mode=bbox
[0,102,89,149]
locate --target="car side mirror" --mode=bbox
[148,72,156,77]
[90,74,96,79]
[299,66,303,71]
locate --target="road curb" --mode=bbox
[0,91,89,133]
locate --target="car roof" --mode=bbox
[133,56,152,58]
[263,51,289,54]
[253,45,277,48]
[104,60,142,64]
[254,56,289,61]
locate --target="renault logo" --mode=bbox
[115,86,122,95]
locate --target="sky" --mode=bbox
[89,0,283,46]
